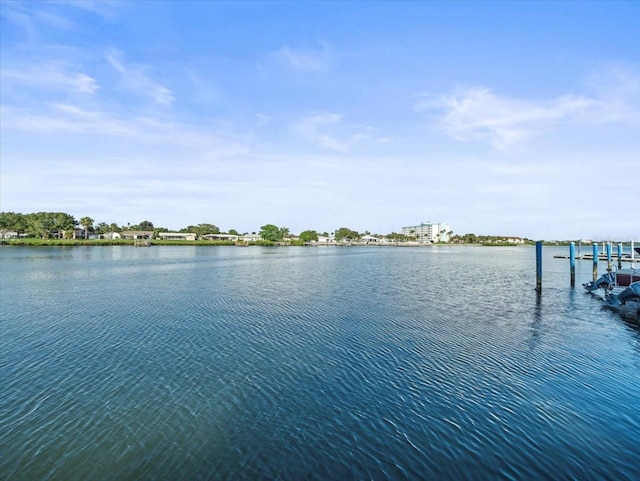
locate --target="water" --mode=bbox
[1,246,639,480]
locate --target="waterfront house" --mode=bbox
[159,232,197,241]
[101,232,121,240]
[315,235,336,245]
[56,228,85,239]
[202,234,239,242]
[121,230,154,240]
[505,237,525,245]
[239,234,261,242]
[360,234,379,244]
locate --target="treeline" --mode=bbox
[450,234,532,245]
[0,211,227,239]
[1,211,422,242]
[2,211,528,244]
[0,212,77,239]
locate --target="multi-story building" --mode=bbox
[401,221,451,243]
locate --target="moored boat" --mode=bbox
[583,268,640,292]
[584,268,640,321]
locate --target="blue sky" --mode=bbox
[1,1,638,239]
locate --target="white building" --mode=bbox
[159,232,197,241]
[240,234,261,242]
[202,234,239,242]
[315,235,335,245]
[401,221,451,243]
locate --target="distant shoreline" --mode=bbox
[0,238,539,248]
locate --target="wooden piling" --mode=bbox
[592,244,598,281]
[606,242,612,273]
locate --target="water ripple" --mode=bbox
[1,246,639,480]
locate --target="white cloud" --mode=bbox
[256,113,271,126]
[1,62,99,94]
[34,9,75,30]
[585,64,640,124]
[419,67,640,150]
[0,103,248,156]
[417,87,592,149]
[270,43,330,72]
[49,0,118,18]
[0,0,117,37]
[293,112,383,151]
[106,50,174,105]
[49,102,100,118]
[295,113,346,150]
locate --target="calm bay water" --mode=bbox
[1,245,639,480]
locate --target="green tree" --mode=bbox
[299,230,319,243]
[183,223,219,237]
[26,216,47,238]
[260,224,284,242]
[95,222,109,235]
[228,229,239,236]
[0,212,27,234]
[80,216,94,239]
[139,220,154,231]
[334,227,360,242]
[463,233,477,244]
[24,212,75,238]
[386,232,407,241]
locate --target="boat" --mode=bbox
[603,282,640,321]
[583,267,640,292]
[584,268,640,321]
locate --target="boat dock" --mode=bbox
[554,240,637,263]
[536,240,640,322]
[553,254,637,263]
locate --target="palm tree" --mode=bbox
[278,226,290,240]
[80,216,94,240]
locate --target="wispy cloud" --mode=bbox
[49,0,119,18]
[294,112,371,151]
[34,9,75,30]
[1,62,99,94]
[106,50,174,105]
[419,67,640,150]
[416,87,592,149]
[0,0,116,36]
[256,113,271,126]
[270,42,331,72]
[585,64,640,124]
[295,113,345,150]
[1,103,248,156]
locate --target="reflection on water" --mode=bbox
[1,246,639,480]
